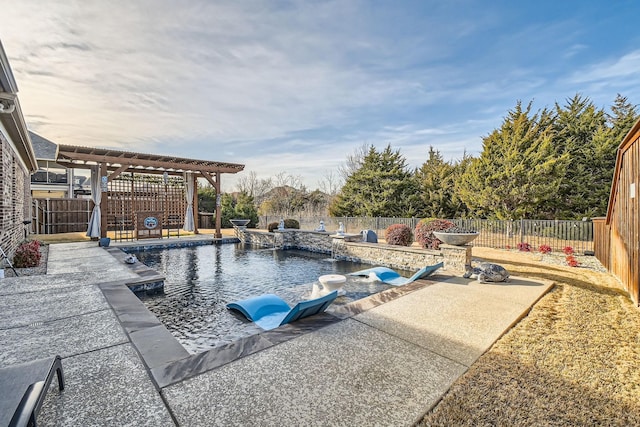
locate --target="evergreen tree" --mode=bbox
[219,193,236,227]
[588,94,639,216]
[233,192,259,227]
[415,147,469,218]
[553,94,608,218]
[329,144,420,217]
[607,94,638,142]
[457,101,567,219]
[197,185,217,213]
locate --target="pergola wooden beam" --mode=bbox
[56,144,244,174]
[55,144,244,239]
[107,164,132,182]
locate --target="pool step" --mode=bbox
[126,274,165,293]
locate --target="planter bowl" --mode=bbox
[230,219,250,227]
[433,231,479,246]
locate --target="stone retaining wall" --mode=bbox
[331,240,445,271]
[239,229,281,248]
[237,228,470,273]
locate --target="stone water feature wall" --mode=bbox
[331,239,444,272]
[237,228,471,274]
[239,229,282,248]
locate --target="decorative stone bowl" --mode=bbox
[433,231,479,246]
[229,219,250,227]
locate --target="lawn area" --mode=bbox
[419,247,640,426]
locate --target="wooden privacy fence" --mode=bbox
[260,216,594,253]
[32,198,94,234]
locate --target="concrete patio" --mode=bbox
[0,239,553,426]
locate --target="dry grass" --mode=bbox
[419,247,640,426]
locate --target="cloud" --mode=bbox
[568,50,640,83]
[1,0,637,192]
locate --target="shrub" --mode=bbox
[414,218,455,250]
[517,242,531,252]
[538,244,552,254]
[267,219,300,232]
[384,224,413,246]
[284,219,300,229]
[566,255,579,267]
[563,246,574,255]
[13,240,42,268]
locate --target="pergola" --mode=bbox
[55,144,245,239]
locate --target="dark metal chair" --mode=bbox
[0,355,65,427]
[361,229,378,243]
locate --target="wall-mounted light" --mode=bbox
[0,92,16,114]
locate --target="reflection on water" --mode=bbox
[136,243,391,354]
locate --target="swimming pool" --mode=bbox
[136,243,393,354]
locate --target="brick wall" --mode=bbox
[0,132,30,260]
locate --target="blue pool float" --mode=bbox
[226,290,338,330]
[349,262,444,286]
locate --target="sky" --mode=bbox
[1,0,639,191]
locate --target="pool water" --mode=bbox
[136,243,393,354]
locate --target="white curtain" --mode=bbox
[183,172,195,232]
[86,166,101,237]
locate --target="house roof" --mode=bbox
[0,40,37,172]
[28,131,58,160]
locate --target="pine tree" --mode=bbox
[457,101,567,220]
[553,94,609,218]
[415,147,469,218]
[234,192,259,227]
[329,145,420,217]
[588,94,639,216]
[608,94,638,142]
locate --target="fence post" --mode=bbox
[519,218,525,244]
[33,199,39,234]
[87,199,91,232]
[46,198,51,235]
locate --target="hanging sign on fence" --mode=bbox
[135,211,163,239]
[144,216,159,229]
[100,176,108,192]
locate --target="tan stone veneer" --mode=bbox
[237,228,471,274]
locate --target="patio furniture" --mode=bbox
[227,290,338,330]
[318,274,347,293]
[360,229,378,243]
[0,355,65,427]
[0,246,18,276]
[349,262,444,286]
